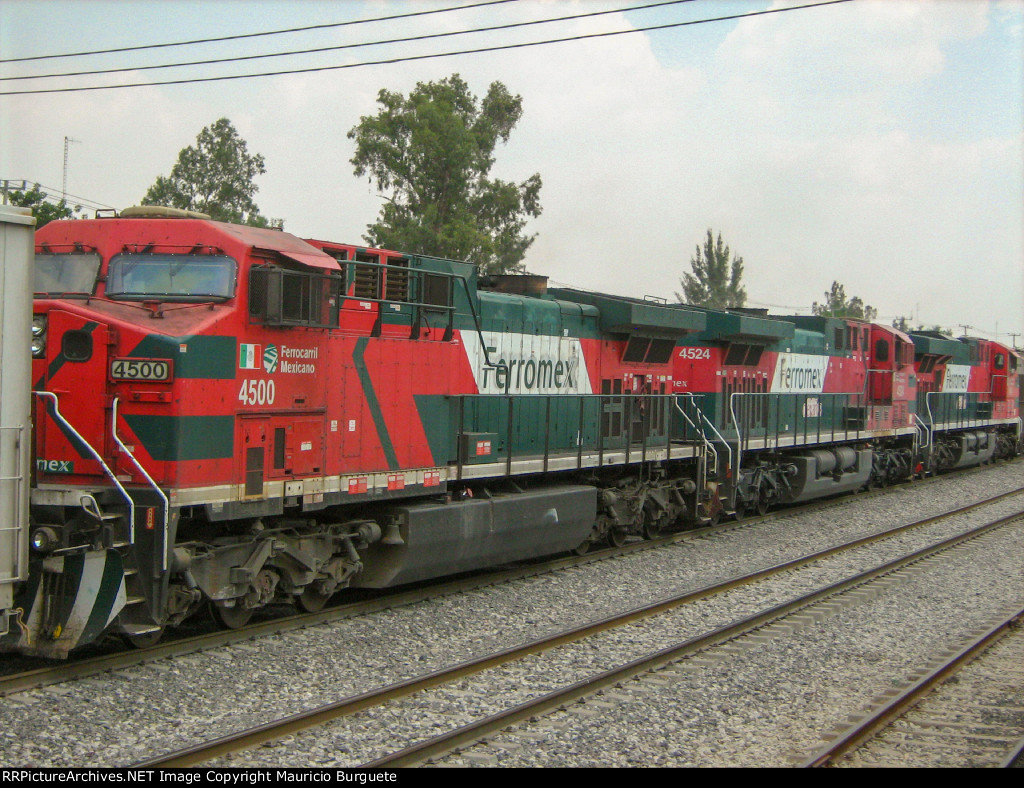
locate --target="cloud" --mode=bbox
[2,0,1019,337]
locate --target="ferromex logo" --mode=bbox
[770,353,829,393]
[464,331,593,395]
[941,364,971,393]
[37,459,74,473]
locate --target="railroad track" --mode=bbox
[1,463,1012,698]
[805,607,1024,768]
[130,489,1024,767]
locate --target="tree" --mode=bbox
[676,229,747,309]
[349,74,542,274]
[892,316,952,336]
[142,118,269,226]
[5,183,81,229]
[812,281,878,321]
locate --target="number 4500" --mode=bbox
[238,378,276,406]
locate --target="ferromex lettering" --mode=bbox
[941,364,971,393]
[465,330,594,395]
[770,353,829,394]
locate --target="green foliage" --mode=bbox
[892,316,952,336]
[676,229,747,309]
[142,118,269,226]
[349,74,542,274]
[6,183,81,229]
[812,281,878,321]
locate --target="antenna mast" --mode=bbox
[63,136,81,201]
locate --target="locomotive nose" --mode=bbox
[33,310,113,482]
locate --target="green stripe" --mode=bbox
[123,414,234,461]
[79,550,126,645]
[353,337,399,470]
[413,394,454,466]
[47,321,98,380]
[44,398,95,460]
[126,335,238,379]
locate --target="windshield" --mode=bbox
[107,253,237,301]
[34,252,102,296]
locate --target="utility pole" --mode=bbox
[2,180,25,205]
[63,136,81,201]
[1009,333,1020,351]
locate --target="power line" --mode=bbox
[2,180,116,211]
[0,0,518,63]
[746,299,814,313]
[1,1,698,83]
[1,0,856,97]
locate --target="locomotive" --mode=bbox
[1,207,1020,659]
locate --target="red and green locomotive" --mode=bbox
[7,209,708,657]
[2,208,1019,658]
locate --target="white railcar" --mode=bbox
[0,204,35,637]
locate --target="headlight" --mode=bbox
[30,526,60,553]
[31,315,46,357]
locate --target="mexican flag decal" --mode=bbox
[239,343,260,369]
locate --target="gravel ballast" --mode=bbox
[1,462,1020,767]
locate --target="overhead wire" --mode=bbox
[0,0,518,63]
[1,0,856,96]
[3,181,116,211]
[1,0,699,83]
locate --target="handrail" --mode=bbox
[0,425,28,485]
[33,391,135,545]
[453,274,500,370]
[672,396,716,471]
[0,424,28,585]
[924,383,1001,431]
[676,394,729,465]
[912,412,931,450]
[112,398,170,571]
[728,389,866,483]
[453,392,692,481]
[674,394,730,502]
[326,255,459,312]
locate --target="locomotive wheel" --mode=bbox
[756,496,770,517]
[212,601,253,629]
[573,539,592,556]
[297,586,332,614]
[642,516,665,540]
[607,526,629,548]
[121,627,164,649]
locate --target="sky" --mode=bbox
[1,0,1022,343]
